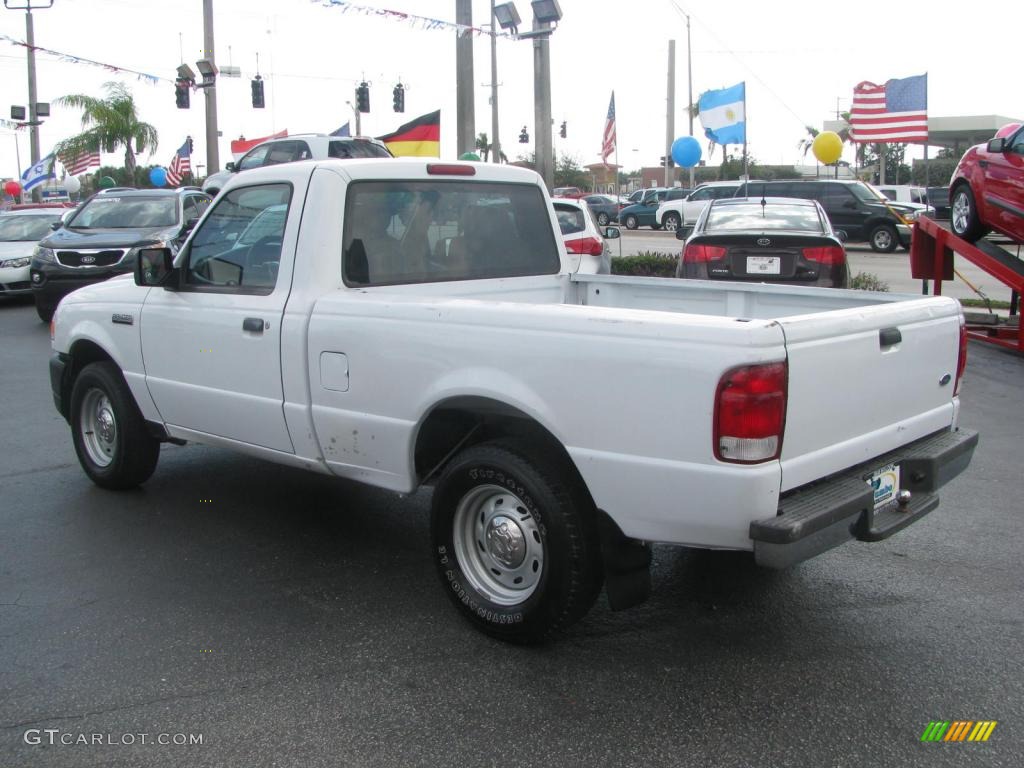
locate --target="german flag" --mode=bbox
[378,110,440,157]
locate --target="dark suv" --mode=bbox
[738,179,922,252]
[30,188,211,321]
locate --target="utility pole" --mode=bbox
[665,40,675,188]
[533,18,553,190]
[455,0,475,156]
[202,0,220,174]
[685,12,694,188]
[490,0,500,164]
[5,0,53,201]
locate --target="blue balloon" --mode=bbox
[149,166,168,187]
[671,136,702,168]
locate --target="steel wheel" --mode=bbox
[79,387,117,468]
[452,484,545,606]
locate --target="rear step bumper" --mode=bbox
[750,428,979,569]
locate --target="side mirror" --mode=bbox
[225,161,237,172]
[986,137,1007,153]
[134,247,176,288]
[50,221,62,231]
[675,225,693,240]
[835,229,848,243]
[603,226,621,240]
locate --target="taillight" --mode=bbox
[714,361,788,463]
[802,245,846,265]
[683,243,727,263]
[955,314,968,395]
[564,236,603,256]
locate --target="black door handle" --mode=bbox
[242,317,265,333]
[879,327,902,347]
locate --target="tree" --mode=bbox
[475,132,491,162]
[54,82,158,174]
[554,153,589,190]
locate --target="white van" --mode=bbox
[875,185,928,205]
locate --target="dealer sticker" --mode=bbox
[867,462,900,509]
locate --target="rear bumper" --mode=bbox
[750,427,978,568]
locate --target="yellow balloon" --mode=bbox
[812,131,843,165]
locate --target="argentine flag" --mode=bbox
[21,152,56,192]
[698,82,746,145]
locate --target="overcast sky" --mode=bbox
[1,0,1020,181]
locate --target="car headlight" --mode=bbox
[0,256,31,269]
[32,246,55,264]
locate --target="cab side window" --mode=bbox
[1010,130,1024,153]
[184,183,291,294]
[821,184,856,209]
[689,188,712,202]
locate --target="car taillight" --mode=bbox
[955,314,968,395]
[683,244,727,263]
[802,245,846,265]
[714,361,788,463]
[565,236,604,256]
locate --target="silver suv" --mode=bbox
[202,134,393,195]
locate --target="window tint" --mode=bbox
[821,184,857,207]
[238,145,269,171]
[264,141,299,165]
[689,188,712,201]
[328,140,392,159]
[295,141,313,161]
[706,203,824,232]
[666,188,686,201]
[343,181,560,286]
[711,186,739,200]
[185,183,291,293]
[553,203,586,235]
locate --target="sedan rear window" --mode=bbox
[706,203,824,232]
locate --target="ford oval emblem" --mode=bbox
[80,255,96,264]
[757,238,771,247]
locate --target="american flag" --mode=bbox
[166,138,192,186]
[850,74,928,143]
[601,91,616,165]
[59,147,100,176]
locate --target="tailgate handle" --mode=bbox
[879,327,902,348]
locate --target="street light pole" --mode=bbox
[5,0,53,200]
[202,0,220,174]
[532,18,552,190]
[455,0,475,156]
[490,0,500,164]
[686,12,694,189]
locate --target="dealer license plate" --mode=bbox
[867,462,901,510]
[747,256,781,275]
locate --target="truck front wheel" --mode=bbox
[869,223,898,253]
[70,361,160,489]
[431,440,603,643]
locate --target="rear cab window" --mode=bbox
[342,181,560,286]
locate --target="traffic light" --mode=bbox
[392,84,405,113]
[659,156,675,167]
[559,121,566,139]
[355,82,370,113]
[519,126,529,143]
[187,136,194,155]
[175,78,190,109]
[251,75,265,109]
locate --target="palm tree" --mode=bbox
[475,132,491,162]
[54,82,158,174]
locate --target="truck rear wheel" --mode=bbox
[70,361,160,489]
[950,184,986,242]
[430,440,603,643]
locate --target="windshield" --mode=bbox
[0,214,62,241]
[69,196,179,229]
[706,203,824,232]
[852,182,887,203]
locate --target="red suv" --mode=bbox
[950,122,1024,242]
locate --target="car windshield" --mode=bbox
[0,214,61,241]
[69,197,179,229]
[852,182,888,203]
[706,203,824,232]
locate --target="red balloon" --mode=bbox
[3,180,21,196]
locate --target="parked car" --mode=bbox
[202,134,393,195]
[581,194,619,225]
[552,198,615,274]
[676,197,849,288]
[949,122,1024,243]
[620,189,670,229]
[926,186,951,220]
[737,179,924,253]
[552,186,585,199]
[30,188,212,321]
[658,181,743,231]
[623,187,666,208]
[0,208,68,298]
[875,185,929,205]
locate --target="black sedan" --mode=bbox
[675,197,850,289]
[581,194,620,226]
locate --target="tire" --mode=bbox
[597,212,610,226]
[950,184,986,242]
[869,223,898,253]
[663,212,681,232]
[431,439,603,643]
[35,298,54,323]
[70,361,160,490]
[624,215,638,230]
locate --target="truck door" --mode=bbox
[140,182,296,452]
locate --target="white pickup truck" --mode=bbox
[48,159,977,642]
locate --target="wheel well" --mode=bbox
[61,340,116,417]
[866,217,898,232]
[414,397,581,489]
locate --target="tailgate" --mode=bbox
[778,297,962,491]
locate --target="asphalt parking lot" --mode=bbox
[1,296,1022,768]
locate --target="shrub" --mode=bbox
[850,272,890,292]
[611,251,678,277]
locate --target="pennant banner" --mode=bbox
[0,33,166,84]
[312,1,511,39]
